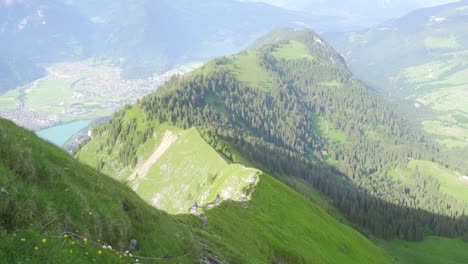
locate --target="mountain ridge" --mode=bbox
[77,28,468,245]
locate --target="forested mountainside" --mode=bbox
[78,28,468,242]
[324,0,468,153]
[0,117,395,263]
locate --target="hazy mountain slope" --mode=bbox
[324,0,468,149]
[0,117,397,263]
[243,0,460,30]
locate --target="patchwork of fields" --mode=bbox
[405,52,468,148]
[0,59,201,130]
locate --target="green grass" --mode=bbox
[0,230,133,263]
[311,112,347,147]
[195,51,273,91]
[387,160,468,202]
[0,118,197,263]
[281,176,350,225]
[195,175,395,263]
[408,160,468,202]
[422,119,468,148]
[77,106,160,181]
[1,117,400,263]
[131,127,260,214]
[228,51,273,91]
[272,40,313,60]
[78,108,260,214]
[383,237,468,264]
[403,54,468,148]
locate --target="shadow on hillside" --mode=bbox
[218,134,468,242]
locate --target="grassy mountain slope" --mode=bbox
[78,106,260,214]
[129,128,260,214]
[324,0,468,149]
[75,28,468,264]
[0,117,397,263]
[77,28,468,243]
[0,118,196,263]
[197,175,395,263]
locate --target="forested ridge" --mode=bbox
[81,29,468,241]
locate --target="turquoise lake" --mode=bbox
[36,120,91,147]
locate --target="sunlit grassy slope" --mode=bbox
[196,174,396,264]
[196,50,273,91]
[78,107,260,215]
[0,117,397,263]
[0,118,197,263]
[130,127,260,214]
[387,160,468,202]
[272,40,313,60]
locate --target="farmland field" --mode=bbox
[0,59,201,131]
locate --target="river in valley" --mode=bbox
[36,120,91,147]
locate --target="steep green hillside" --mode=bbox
[325,0,468,150]
[77,28,468,244]
[78,107,260,214]
[197,175,395,263]
[80,125,260,214]
[0,118,397,263]
[0,118,197,263]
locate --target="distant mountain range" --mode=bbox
[242,0,460,28]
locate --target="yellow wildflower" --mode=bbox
[98,250,102,255]
[71,241,76,245]
[34,246,39,251]
[20,238,26,242]
[63,234,68,238]
[83,238,88,245]
[41,238,47,244]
